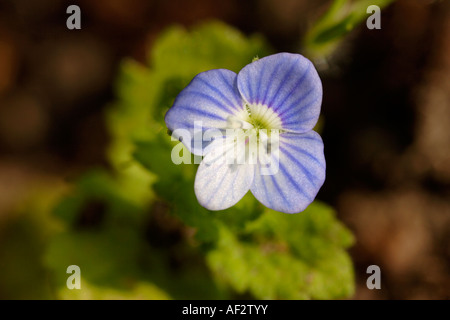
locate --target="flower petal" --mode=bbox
[250,131,325,213]
[194,138,254,211]
[165,69,244,155]
[237,53,322,133]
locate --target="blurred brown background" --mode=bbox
[0,0,449,299]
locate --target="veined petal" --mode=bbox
[250,131,325,214]
[165,69,244,155]
[237,53,322,133]
[195,138,254,211]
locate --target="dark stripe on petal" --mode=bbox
[280,133,321,143]
[261,60,284,105]
[204,165,229,205]
[278,87,316,118]
[267,56,301,108]
[167,118,217,132]
[218,71,242,107]
[280,146,317,187]
[273,63,312,113]
[259,160,275,209]
[220,165,241,208]
[242,73,254,104]
[186,91,235,114]
[283,142,324,168]
[218,71,234,92]
[270,173,290,204]
[196,77,239,111]
[281,115,318,127]
[278,162,312,201]
[176,105,225,121]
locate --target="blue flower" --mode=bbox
[165,53,325,214]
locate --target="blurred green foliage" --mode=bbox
[1,21,356,300]
[303,0,394,62]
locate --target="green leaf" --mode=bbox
[150,21,271,76]
[207,201,355,299]
[57,279,171,300]
[53,169,149,228]
[303,0,395,61]
[44,229,141,286]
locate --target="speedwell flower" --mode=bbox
[165,53,325,214]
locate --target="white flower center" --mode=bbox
[221,103,282,172]
[228,103,283,132]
